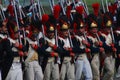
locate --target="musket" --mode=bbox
[106,0,109,12]
[111,25,117,58]
[39,0,45,14]
[101,0,105,13]
[0,10,3,20]
[95,32,106,76]
[17,0,23,20]
[0,2,6,20]
[37,0,45,46]
[12,0,22,44]
[48,0,54,12]
[83,32,92,59]
[82,0,89,15]
[31,0,36,20]
[17,0,25,18]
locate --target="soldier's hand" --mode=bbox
[48,42,54,47]
[118,54,120,58]
[70,52,75,57]
[82,40,89,45]
[99,47,104,53]
[19,51,24,56]
[51,52,58,57]
[64,47,69,50]
[99,41,103,47]
[85,48,91,53]
[31,44,35,48]
[112,47,117,52]
[64,47,72,51]
[24,52,28,56]
[111,43,114,47]
[31,44,38,50]
[95,41,100,46]
[14,42,19,47]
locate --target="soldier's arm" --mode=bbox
[3,39,21,57]
[72,38,87,53]
[88,39,100,54]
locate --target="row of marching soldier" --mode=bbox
[0,0,120,80]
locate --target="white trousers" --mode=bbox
[5,62,23,80]
[60,61,75,80]
[24,61,43,80]
[75,55,92,80]
[43,62,59,80]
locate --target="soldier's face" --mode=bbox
[78,27,85,34]
[14,32,19,39]
[62,30,69,38]
[90,28,98,34]
[105,28,111,33]
[2,26,8,33]
[47,32,55,39]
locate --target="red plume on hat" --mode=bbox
[76,6,84,15]
[108,5,113,14]
[112,3,117,15]
[7,4,14,16]
[53,5,61,19]
[66,5,72,19]
[92,3,100,16]
[41,14,49,24]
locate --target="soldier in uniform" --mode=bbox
[72,15,93,80]
[44,24,59,80]
[0,19,24,80]
[24,30,43,80]
[42,15,60,80]
[59,15,75,80]
[100,12,117,80]
[5,25,24,80]
[87,17,104,80]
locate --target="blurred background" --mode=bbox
[1,0,115,14]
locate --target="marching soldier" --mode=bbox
[42,15,60,80]
[100,12,117,80]
[72,14,93,80]
[59,15,75,80]
[5,24,24,80]
[87,16,104,80]
[0,19,24,80]
[24,30,43,80]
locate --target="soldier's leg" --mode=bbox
[15,68,23,80]
[24,62,34,80]
[91,54,100,80]
[115,66,120,80]
[102,56,114,80]
[43,62,51,80]
[5,63,23,80]
[75,60,83,80]
[110,57,115,80]
[67,62,75,80]
[51,63,59,80]
[83,58,93,80]
[34,61,44,80]
[60,63,67,80]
